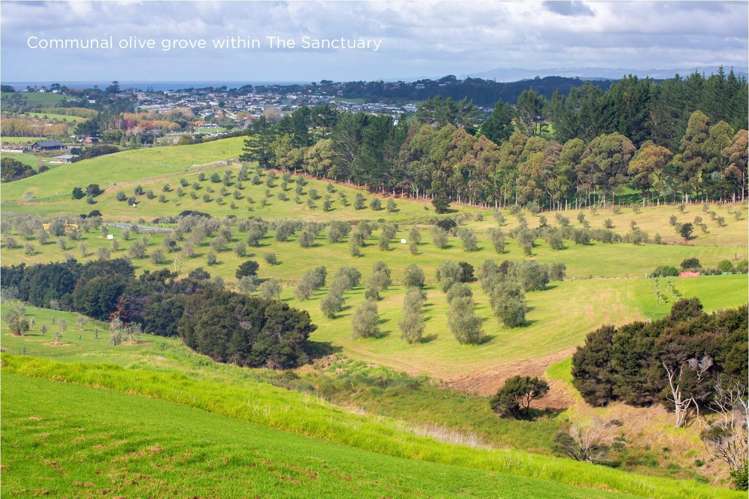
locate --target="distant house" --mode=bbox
[679,271,701,278]
[29,140,66,152]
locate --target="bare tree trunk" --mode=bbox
[662,362,695,428]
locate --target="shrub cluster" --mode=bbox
[572,299,747,409]
[1,259,316,369]
[650,257,748,277]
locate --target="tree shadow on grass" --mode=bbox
[525,407,566,420]
[306,340,342,360]
[478,334,496,345]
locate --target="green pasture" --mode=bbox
[3,356,740,499]
[4,373,616,499]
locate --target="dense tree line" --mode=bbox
[1,259,316,369]
[571,299,746,424]
[241,75,611,106]
[242,71,747,212]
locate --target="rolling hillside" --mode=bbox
[3,355,742,499]
[2,137,747,495]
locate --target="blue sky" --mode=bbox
[2,0,747,82]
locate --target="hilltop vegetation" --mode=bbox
[239,71,747,214]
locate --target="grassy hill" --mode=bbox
[1,137,438,221]
[2,137,747,496]
[6,373,608,498]
[3,355,742,499]
[1,302,743,489]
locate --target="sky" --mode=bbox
[1,0,747,83]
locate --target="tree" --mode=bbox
[328,221,351,243]
[403,264,425,288]
[678,223,695,241]
[458,228,478,251]
[577,133,636,201]
[352,300,379,338]
[6,302,30,336]
[236,260,259,279]
[488,228,505,253]
[430,166,451,213]
[489,280,526,327]
[72,276,127,321]
[701,377,748,490]
[661,355,712,428]
[553,421,611,464]
[416,96,479,128]
[480,101,514,144]
[258,279,282,300]
[304,138,335,177]
[399,288,425,343]
[320,290,344,318]
[240,117,276,168]
[431,227,449,249]
[448,294,482,344]
[571,300,746,413]
[722,129,748,200]
[295,266,326,300]
[571,325,617,406]
[516,90,546,135]
[299,228,316,248]
[436,261,462,292]
[671,111,711,197]
[628,142,673,199]
[490,376,549,418]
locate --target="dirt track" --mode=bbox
[442,348,576,408]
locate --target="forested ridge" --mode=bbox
[242,74,614,106]
[242,70,748,211]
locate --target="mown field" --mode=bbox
[2,137,747,495]
[1,213,745,382]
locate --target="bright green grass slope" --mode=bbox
[1,137,245,213]
[1,137,440,221]
[2,356,740,499]
[3,373,607,499]
[633,274,748,320]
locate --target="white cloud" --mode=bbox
[1,0,745,81]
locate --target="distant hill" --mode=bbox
[247,75,612,107]
[471,65,748,82]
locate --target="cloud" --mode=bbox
[542,1,594,17]
[1,0,746,82]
